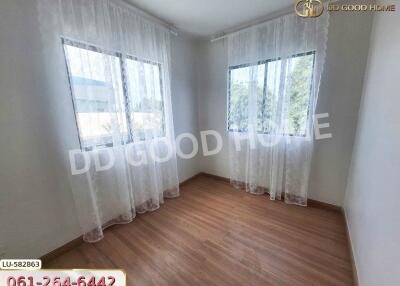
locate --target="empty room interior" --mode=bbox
[0,0,399,285]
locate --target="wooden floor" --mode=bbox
[46,175,353,286]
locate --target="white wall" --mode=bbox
[194,6,373,206]
[0,0,200,258]
[195,39,229,176]
[0,0,81,259]
[344,6,400,286]
[309,6,373,205]
[171,36,202,182]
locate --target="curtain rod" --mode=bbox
[210,0,333,43]
[114,0,178,36]
[210,8,293,43]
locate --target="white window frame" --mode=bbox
[62,38,166,150]
[227,51,315,137]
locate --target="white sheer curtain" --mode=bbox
[38,0,179,242]
[228,13,329,206]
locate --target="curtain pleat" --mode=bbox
[227,12,329,206]
[37,0,179,242]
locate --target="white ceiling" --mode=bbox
[126,0,294,38]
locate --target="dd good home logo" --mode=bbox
[295,0,324,17]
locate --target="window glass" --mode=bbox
[64,44,127,149]
[229,64,264,132]
[228,52,314,136]
[63,41,167,149]
[125,58,165,140]
[285,53,314,136]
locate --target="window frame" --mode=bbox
[62,37,166,151]
[124,54,167,142]
[227,50,316,137]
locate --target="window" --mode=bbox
[228,51,315,136]
[125,57,165,141]
[63,39,165,150]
